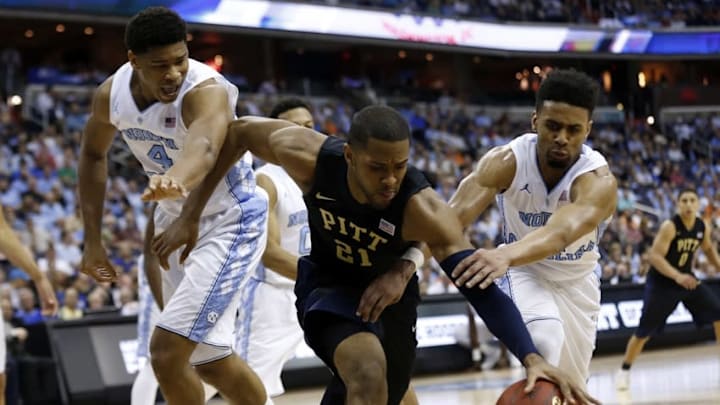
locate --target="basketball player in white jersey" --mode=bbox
[449,69,617,388]
[0,206,57,405]
[78,7,268,405]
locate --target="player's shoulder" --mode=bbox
[94,75,115,101]
[472,144,516,188]
[89,75,115,120]
[659,218,677,234]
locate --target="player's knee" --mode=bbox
[342,359,387,397]
[526,318,564,365]
[195,360,226,386]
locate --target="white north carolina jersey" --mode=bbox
[109,58,255,217]
[497,133,610,281]
[255,163,310,287]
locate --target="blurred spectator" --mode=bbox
[58,287,83,321]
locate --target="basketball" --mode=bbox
[496,379,564,405]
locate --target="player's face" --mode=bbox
[677,192,699,218]
[128,41,189,103]
[533,101,592,170]
[345,137,410,210]
[278,107,314,128]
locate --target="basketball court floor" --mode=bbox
[260,343,720,405]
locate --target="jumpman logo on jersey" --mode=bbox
[521,183,531,194]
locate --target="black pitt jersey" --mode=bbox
[304,136,430,287]
[649,215,705,284]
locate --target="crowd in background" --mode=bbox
[1,75,720,342]
[310,0,720,27]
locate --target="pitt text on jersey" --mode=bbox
[319,208,390,267]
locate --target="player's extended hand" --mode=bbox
[80,248,118,282]
[356,260,413,322]
[152,215,200,270]
[522,353,601,405]
[451,248,510,289]
[33,275,58,316]
[675,273,699,290]
[141,174,188,202]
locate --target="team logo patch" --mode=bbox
[379,218,396,236]
[164,116,176,128]
[207,311,219,324]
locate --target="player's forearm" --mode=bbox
[164,135,219,192]
[144,254,163,309]
[496,228,565,266]
[705,248,720,272]
[179,133,246,220]
[78,150,108,248]
[499,219,596,267]
[143,205,163,308]
[261,245,298,281]
[0,229,42,281]
[647,253,682,279]
[439,250,539,360]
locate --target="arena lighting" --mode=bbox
[8,95,22,106]
[638,71,647,88]
[646,115,655,125]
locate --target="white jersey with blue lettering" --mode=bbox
[109,58,255,217]
[497,133,610,282]
[255,163,310,288]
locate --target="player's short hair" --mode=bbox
[269,98,312,118]
[536,69,599,116]
[125,6,186,55]
[677,188,699,200]
[348,105,410,149]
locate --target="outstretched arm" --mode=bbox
[402,189,598,404]
[449,146,514,227]
[453,166,617,288]
[500,167,617,266]
[151,117,326,265]
[0,206,57,316]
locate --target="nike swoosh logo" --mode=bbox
[315,192,336,201]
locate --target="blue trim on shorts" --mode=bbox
[187,180,267,342]
[237,277,262,360]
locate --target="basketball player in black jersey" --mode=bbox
[149,105,598,405]
[616,189,720,390]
